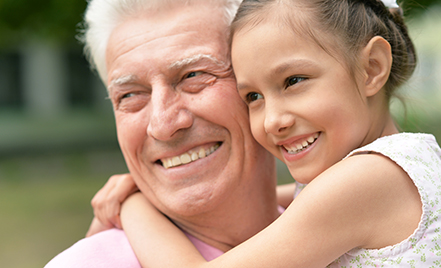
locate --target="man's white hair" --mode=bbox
[79,0,242,83]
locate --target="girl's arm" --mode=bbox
[120,193,207,267]
[121,181,349,268]
[276,182,296,209]
[121,154,421,268]
[86,177,295,237]
[86,174,139,237]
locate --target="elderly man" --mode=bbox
[45,0,284,267]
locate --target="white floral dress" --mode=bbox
[327,133,441,268]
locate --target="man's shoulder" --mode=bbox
[44,229,141,268]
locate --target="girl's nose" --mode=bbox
[263,103,295,135]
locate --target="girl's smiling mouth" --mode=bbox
[281,133,320,155]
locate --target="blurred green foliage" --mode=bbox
[405,0,441,13]
[0,0,87,46]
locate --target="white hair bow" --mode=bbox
[381,0,399,8]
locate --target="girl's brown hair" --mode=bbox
[231,0,417,100]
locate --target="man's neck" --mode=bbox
[170,162,281,252]
[174,198,281,252]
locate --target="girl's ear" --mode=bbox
[360,36,393,97]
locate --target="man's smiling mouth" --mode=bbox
[159,142,221,169]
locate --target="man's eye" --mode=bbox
[286,76,306,88]
[114,92,149,113]
[185,71,204,79]
[245,92,263,103]
[121,92,136,99]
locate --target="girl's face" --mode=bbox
[231,22,375,184]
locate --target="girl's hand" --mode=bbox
[86,174,139,237]
[86,216,113,237]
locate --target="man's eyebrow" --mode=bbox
[108,74,138,91]
[168,54,226,69]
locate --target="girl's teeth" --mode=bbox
[284,133,319,154]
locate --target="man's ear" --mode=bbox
[360,36,392,97]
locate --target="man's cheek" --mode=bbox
[116,127,139,162]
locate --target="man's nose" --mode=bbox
[263,101,295,135]
[147,84,192,140]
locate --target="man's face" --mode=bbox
[106,4,266,217]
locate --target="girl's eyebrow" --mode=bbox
[236,59,318,91]
[236,82,249,91]
[272,59,317,75]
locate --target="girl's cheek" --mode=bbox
[249,114,267,146]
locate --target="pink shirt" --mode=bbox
[44,228,223,267]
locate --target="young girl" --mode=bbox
[94,0,441,266]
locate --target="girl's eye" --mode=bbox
[245,92,263,103]
[286,76,306,88]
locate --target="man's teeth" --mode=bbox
[284,133,319,154]
[162,143,220,169]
